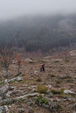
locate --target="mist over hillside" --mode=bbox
[0,14,76,52]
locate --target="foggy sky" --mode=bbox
[0,0,76,21]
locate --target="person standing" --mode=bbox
[42,64,45,72]
[40,64,45,72]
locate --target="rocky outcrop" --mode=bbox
[64,90,76,95]
[0,79,9,99]
[8,76,23,82]
[0,105,9,113]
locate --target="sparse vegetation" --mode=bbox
[56,80,61,84]
[37,85,48,94]
[1,80,6,85]
[0,47,76,113]
[35,95,49,105]
[51,89,61,94]
[36,78,42,82]
[51,88,65,95]
[60,88,65,94]
[49,74,55,77]
[64,59,69,62]
[39,59,46,63]
[18,98,26,103]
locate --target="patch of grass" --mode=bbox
[18,98,26,103]
[38,59,46,63]
[60,88,65,94]
[9,80,17,84]
[0,78,2,81]
[49,74,55,77]
[64,59,69,62]
[56,80,61,84]
[36,78,42,82]
[2,81,6,85]
[51,89,61,94]
[37,85,48,94]
[51,88,65,95]
[54,61,60,63]
[35,95,48,106]
[30,57,33,60]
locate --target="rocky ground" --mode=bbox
[0,52,76,113]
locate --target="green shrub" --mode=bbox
[18,98,25,103]
[51,88,65,95]
[2,81,6,85]
[35,95,48,106]
[51,89,61,94]
[30,58,33,60]
[64,59,69,62]
[60,88,65,94]
[37,85,48,94]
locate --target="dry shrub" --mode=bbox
[37,85,48,94]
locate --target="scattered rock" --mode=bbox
[34,71,39,76]
[25,58,34,63]
[0,98,15,105]
[0,105,9,113]
[8,86,16,90]
[27,99,33,106]
[49,102,59,110]
[48,93,53,98]
[60,75,71,79]
[48,84,52,89]
[70,50,76,56]
[8,76,23,82]
[0,106,3,113]
[16,77,23,81]
[72,103,76,111]
[64,90,76,95]
[16,93,39,100]
[73,111,76,113]
[0,79,9,99]
[18,108,25,113]
[28,106,34,113]
[6,93,10,98]
[52,59,63,62]
[9,90,27,97]
[36,78,42,82]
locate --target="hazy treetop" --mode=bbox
[0,0,76,21]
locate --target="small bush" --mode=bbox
[36,78,42,82]
[64,59,69,62]
[35,95,48,106]
[37,85,48,94]
[51,88,65,95]
[2,81,6,85]
[39,59,46,63]
[30,57,33,60]
[18,98,25,103]
[51,89,61,94]
[60,88,65,94]
[56,80,61,84]
[54,61,60,63]
[49,74,55,77]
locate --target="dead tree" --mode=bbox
[15,53,25,75]
[0,46,14,78]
